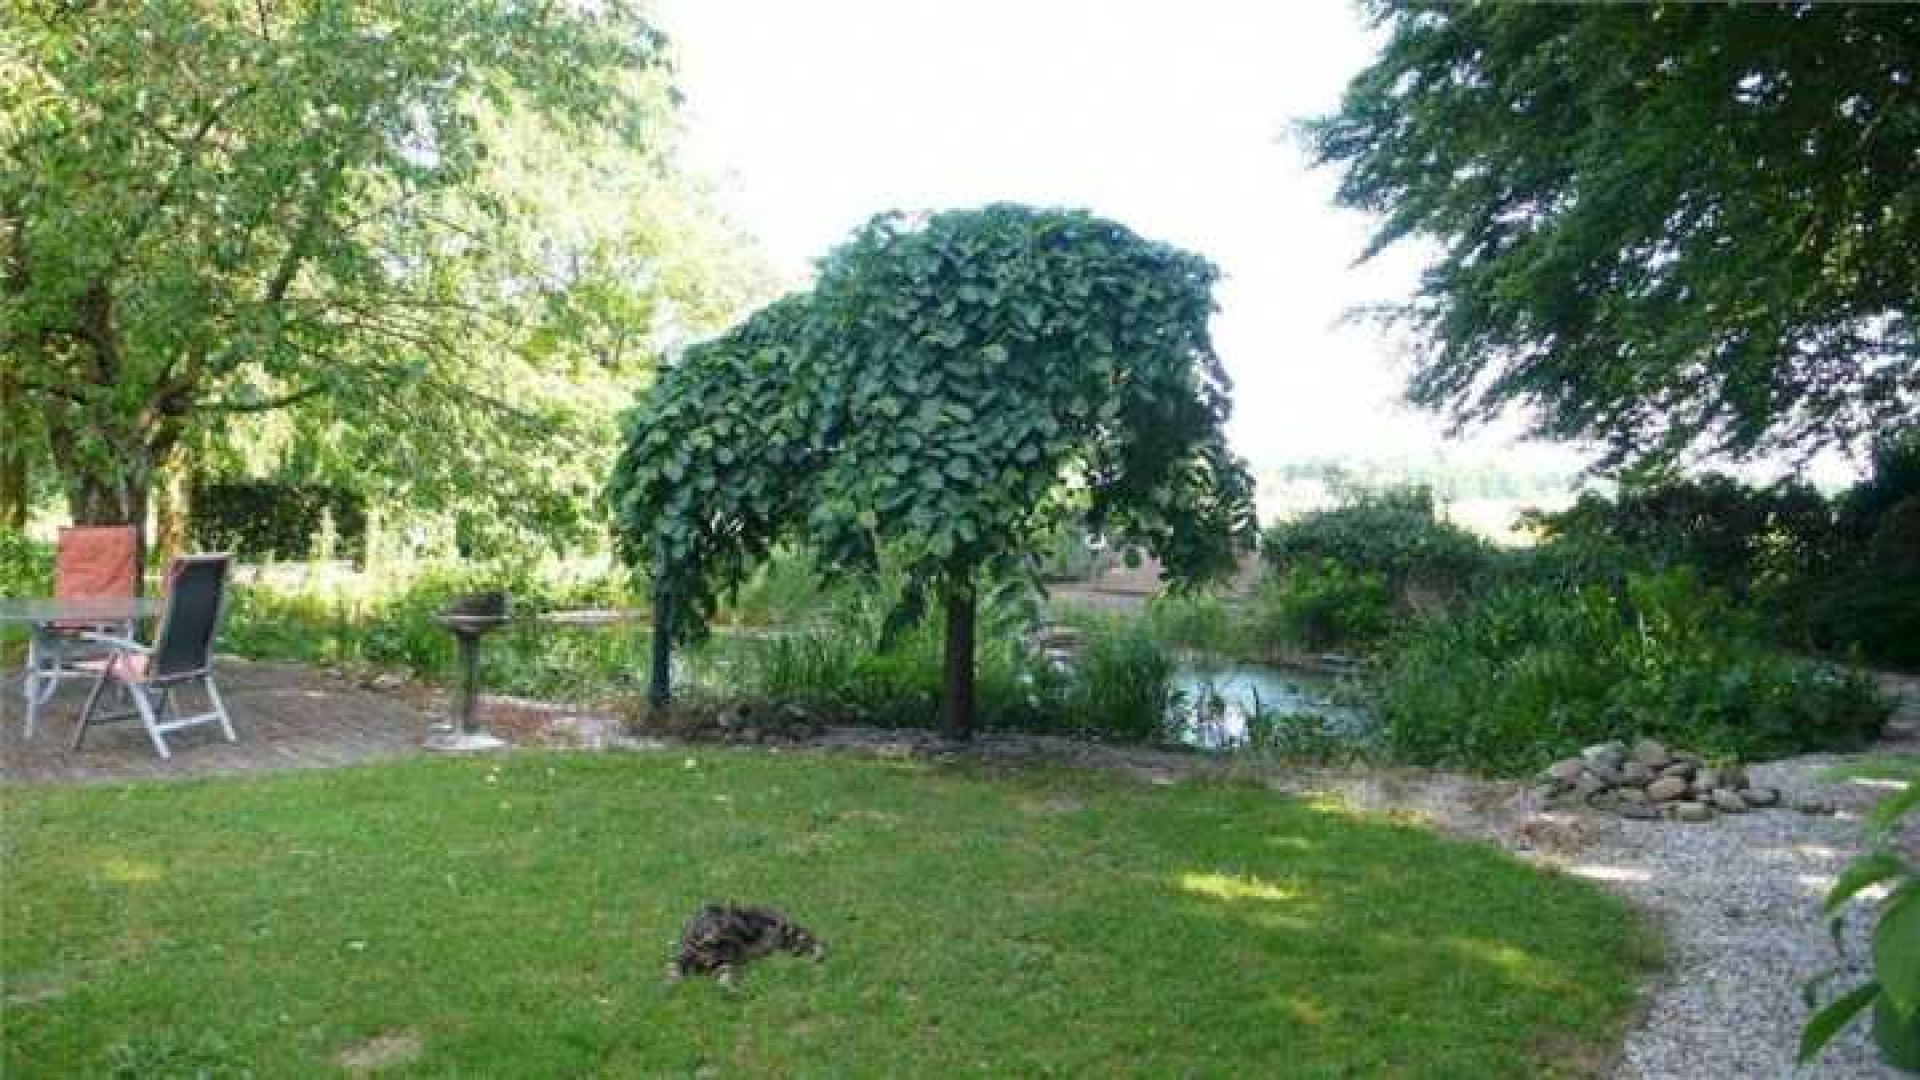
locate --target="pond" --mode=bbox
[1170,659,1373,750]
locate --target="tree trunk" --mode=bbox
[648,543,674,709]
[0,371,28,531]
[941,576,977,741]
[153,451,192,564]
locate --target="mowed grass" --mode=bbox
[2,753,1652,1077]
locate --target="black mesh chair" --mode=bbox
[73,555,237,760]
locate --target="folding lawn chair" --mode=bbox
[73,555,237,761]
[20,525,140,737]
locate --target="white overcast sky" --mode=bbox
[653,0,1590,472]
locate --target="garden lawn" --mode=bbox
[2,753,1652,1077]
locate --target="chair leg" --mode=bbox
[204,675,238,743]
[22,637,39,739]
[128,684,171,761]
[73,669,111,752]
[23,633,54,739]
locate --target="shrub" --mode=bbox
[0,529,52,597]
[1138,589,1249,657]
[1250,559,1393,653]
[0,530,52,662]
[192,480,367,562]
[1375,569,1889,776]
[1262,485,1495,604]
[1524,474,1838,641]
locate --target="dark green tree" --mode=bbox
[1308,3,1920,466]
[611,205,1256,737]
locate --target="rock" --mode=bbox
[1671,801,1715,823]
[1588,789,1622,811]
[1616,786,1649,804]
[1744,787,1780,808]
[1619,761,1655,785]
[1528,783,1564,808]
[1647,776,1691,802]
[1618,802,1662,821]
[1589,761,1626,787]
[1722,764,1750,790]
[1660,762,1697,780]
[1630,738,1672,768]
[1710,789,1749,813]
[369,672,406,692]
[1545,759,1587,784]
[1695,767,1722,793]
[1794,795,1836,816]
[1582,740,1628,767]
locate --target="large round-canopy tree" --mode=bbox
[1,0,718,564]
[1309,2,1920,467]
[610,205,1256,738]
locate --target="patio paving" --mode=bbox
[1,657,435,786]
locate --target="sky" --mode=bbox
[653,0,1589,473]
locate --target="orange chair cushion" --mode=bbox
[55,526,140,601]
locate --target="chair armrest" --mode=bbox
[77,632,150,653]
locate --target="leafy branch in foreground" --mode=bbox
[1803,757,1920,1071]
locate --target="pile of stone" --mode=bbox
[1533,738,1788,822]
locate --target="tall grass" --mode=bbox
[215,556,1187,743]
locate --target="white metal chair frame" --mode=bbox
[72,557,237,761]
[22,619,130,738]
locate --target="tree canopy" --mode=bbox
[1309,2,1920,467]
[1,0,763,554]
[610,205,1256,735]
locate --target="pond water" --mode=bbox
[1169,659,1373,749]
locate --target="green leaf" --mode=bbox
[1828,854,1909,915]
[1874,991,1920,1071]
[1867,784,1920,838]
[1801,981,1879,1063]
[1875,886,1920,1013]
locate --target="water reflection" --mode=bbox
[1171,660,1372,749]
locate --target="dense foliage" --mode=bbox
[1527,441,1920,669]
[1263,486,1494,605]
[1309,3,1920,466]
[612,205,1256,735]
[1374,570,1887,776]
[2,0,762,556]
[191,481,367,563]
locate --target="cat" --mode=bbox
[668,902,824,987]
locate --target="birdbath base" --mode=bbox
[423,731,509,753]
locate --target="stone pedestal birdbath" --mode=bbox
[425,591,511,753]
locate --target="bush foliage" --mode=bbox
[1375,569,1889,776]
[1262,485,1494,604]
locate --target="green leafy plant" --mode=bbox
[1802,757,1920,1071]
[1375,569,1889,776]
[1262,485,1494,607]
[1251,558,1393,654]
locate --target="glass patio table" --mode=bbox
[2,595,165,736]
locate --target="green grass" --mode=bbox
[3,753,1652,1077]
